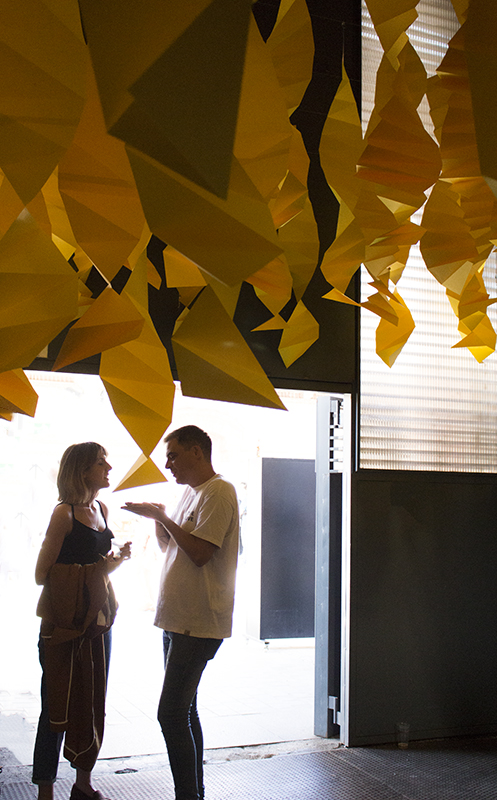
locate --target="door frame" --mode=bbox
[314,392,352,745]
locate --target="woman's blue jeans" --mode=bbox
[159,631,222,800]
[32,629,112,785]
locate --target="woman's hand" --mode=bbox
[118,541,132,560]
[105,541,132,572]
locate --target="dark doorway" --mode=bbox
[260,457,316,639]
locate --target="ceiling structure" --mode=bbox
[0,0,495,487]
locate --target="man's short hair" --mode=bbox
[165,425,212,461]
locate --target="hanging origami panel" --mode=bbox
[80,0,253,199]
[0,211,78,373]
[0,0,86,205]
[172,285,286,410]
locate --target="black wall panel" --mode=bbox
[349,470,497,746]
[260,457,316,639]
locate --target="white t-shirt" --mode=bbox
[154,474,239,639]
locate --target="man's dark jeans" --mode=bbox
[159,631,222,800]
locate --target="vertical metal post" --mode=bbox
[314,396,343,738]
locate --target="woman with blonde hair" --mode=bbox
[32,442,131,800]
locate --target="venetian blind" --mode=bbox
[360,0,497,472]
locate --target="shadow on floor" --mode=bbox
[1,735,497,800]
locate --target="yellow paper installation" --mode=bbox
[464,0,497,198]
[233,15,294,203]
[114,453,168,492]
[278,199,320,302]
[100,318,176,460]
[321,0,441,366]
[80,0,253,199]
[127,148,283,286]
[0,369,38,419]
[246,256,294,318]
[99,251,176,466]
[52,286,145,371]
[422,15,497,360]
[321,8,441,365]
[451,272,497,362]
[278,300,319,368]
[0,211,78,374]
[57,61,148,283]
[3,0,497,486]
[266,0,314,114]
[172,286,286,410]
[365,0,418,57]
[0,0,87,205]
[374,289,415,367]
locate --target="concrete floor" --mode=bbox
[2,735,496,800]
[0,607,317,767]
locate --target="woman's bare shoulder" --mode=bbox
[48,503,73,526]
[51,502,72,515]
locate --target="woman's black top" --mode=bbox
[56,501,113,566]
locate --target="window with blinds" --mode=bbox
[360,0,497,472]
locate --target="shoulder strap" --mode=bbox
[96,500,107,526]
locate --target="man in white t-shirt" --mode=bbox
[123,425,239,800]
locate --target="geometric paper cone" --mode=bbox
[278,301,319,367]
[233,16,293,201]
[104,381,174,457]
[245,255,293,318]
[0,369,38,417]
[173,344,286,409]
[252,314,287,332]
[127,147,283,286]
[81,0,253,199]
[465,0,497,199]
[113,453,167,492]
[375,290,415,367]
[53,287,145,371]
[172,285,286,410]
[266,0,315,114]
[0,211,78,373]
[124,0,252,198]
[452,315,496,363]
[277,199,320,302]
[322,288,362,307]
[100,319,176,456]
[57,62,148,282]
[0,1,86,205]
[0,171,24,240]
[163,247,207,291]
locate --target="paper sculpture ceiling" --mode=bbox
[0,0,496,485]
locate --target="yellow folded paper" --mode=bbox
[0,369,38,417]
[81,0,252,199]
[172,286,286,410]
[57,61,147,282]
[375,290,415,367]
[0,0,86,205]
[100,319,176,457]
[0,211,78,373]
[53,287,145,371]
[278,301,319,367]
[113,453,168,492]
